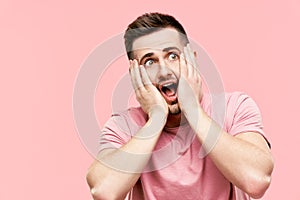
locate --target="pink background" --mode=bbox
[1,0,299,199]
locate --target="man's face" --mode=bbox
[131,28,186,115]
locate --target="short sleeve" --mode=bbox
[227,92,271,148]
[98,107,147,153]
[98,113,132,153]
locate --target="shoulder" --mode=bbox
[106,107,147,133]
[225,91,254,105]
[201,91,257,111]
[115,107,147,125]
[200,91,262,128]
[225,92,261,117]
[200,91,250,109]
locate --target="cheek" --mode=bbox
[145,68,157,82]
[169,61,180,77]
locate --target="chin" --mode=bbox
[168,103,181,115]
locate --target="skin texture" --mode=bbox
[86,28,274,200]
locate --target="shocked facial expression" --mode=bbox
[131,28,186,115]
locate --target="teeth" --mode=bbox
[163,83,173,87]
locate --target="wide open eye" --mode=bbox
[144,59,154,67]
[168,52,178,61]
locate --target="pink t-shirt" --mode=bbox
[99,92,269,200]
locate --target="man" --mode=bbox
[86,13,274,200]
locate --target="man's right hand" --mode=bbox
[87,60,169,200]
[129,59,169,120]
[87,62,168,198]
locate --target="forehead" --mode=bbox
[132,28,185,59]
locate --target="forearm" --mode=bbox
[86,115,165,200]
[210,132,273,198]
[186,107,274,198]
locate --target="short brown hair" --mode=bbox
[124,12,189,59]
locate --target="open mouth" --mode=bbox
[158,81,178,104]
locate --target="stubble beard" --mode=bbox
[168,102,181,115]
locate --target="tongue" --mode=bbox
[164,87,175,96]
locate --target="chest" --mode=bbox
[140,139,231,199]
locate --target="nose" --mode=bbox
[156,60,172,79]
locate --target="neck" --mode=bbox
[165,113,188,128]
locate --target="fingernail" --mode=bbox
[91,188,97,195]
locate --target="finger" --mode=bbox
[140,65,152,86]
[187,44,198,68]
[129,60,138,90]
[179,53,188,78]
[183,46,194,77]
[184,45,192,66]
[129,59,134,84]
[133,59,144,90]
[187,44,201,78]
[130,59,145,91]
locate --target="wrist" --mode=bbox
[148,111,167,128]
[183,103,203,118]
[184,105,206,131]
[134,115,165,140]
[148,105,168,120]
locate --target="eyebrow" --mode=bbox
[140,52,154,63]
[162,46,181,53]
[139,46,181,63]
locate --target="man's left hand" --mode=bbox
[177,44,203,115]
